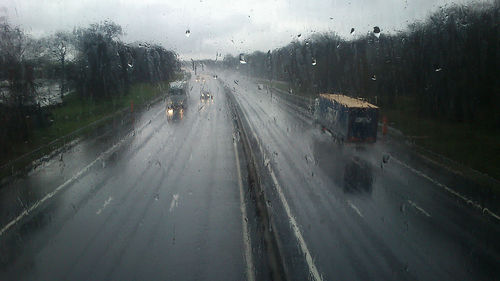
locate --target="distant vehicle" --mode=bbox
[314,94,378,143]
[200,90,213,100]
[167,81,188,112]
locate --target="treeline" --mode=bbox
[221,3,500,127]
[0,21,179,149]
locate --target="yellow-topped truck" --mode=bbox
[314,94,379,144]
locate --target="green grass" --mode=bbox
[33,82,167,143]
[1,81,170,179]
[382,98,500,182]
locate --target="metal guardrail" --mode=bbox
[268,87,315,116]
[0,91,167,185]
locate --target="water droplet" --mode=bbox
[400,203,406,213]
[154,194,159,200]
[435,67,442,72]
[185,29,190,37]
[239,54,247,64]
[233,131,241,143]
[382,154,390,163]
[329,17,333,20]
[371,75,377,81]
[373,26,381,38]
[213,75,218,79]
[297,33,301,38]
[312,58,317,66]
[350,28,355,35]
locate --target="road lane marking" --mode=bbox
[347,200,364,218]
[233,141,256,281]
[407,200,431,217]
[267,165,323,281]
[169,194,179,212]
[233,91,323,281]
[0,109,164,237]
[392,156,500,221]
[96,196,113,215]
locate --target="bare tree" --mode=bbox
[48,31,72,102]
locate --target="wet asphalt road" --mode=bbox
[1,69,500,280]
[0,74,249,280]
[222,71,500,281]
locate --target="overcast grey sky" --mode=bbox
[0,0,490,59]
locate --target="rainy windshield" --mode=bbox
[1,1,499,280]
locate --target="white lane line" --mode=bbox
[96,196,113,215]
[169,194,179,212]
[0,109,164,237]
[392,156,500,221]
[233,92,323,281]
[233,141,256,281]
[407,200,431,218]
[267,166,323,281]
[347,200,364,218]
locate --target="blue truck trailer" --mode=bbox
[314,94,379,144]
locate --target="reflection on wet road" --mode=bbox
[223,70,500,281]
[0,73,249,280]
[1,70,499,281]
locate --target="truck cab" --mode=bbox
[167,81,188,111]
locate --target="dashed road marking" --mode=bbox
[407,200,431,217]
[169,194,179,212]
[347,200,364,218]
[392,156,500,221]
[0,109,164,237]
[96,196,113,215]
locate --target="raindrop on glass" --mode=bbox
[297,33,301,38]
[350,28,355,35]
[239,54,247,64]
[435,67,442,72]
[312,58,317,66]
[400,203,406,213]
[371,75,377,81]
[382,154,390,163]
[185,29,191,37]
[373,26,381,38]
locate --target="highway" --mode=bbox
[0,70,499,280]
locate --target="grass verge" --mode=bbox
[0,81,171,181]
[381,106,500,182]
